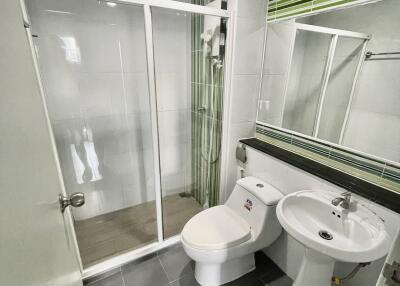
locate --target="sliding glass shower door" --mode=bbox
[27,0,158,267]
[282,30,332,136]
[151,6,226,239]
[318,37,365,143]
[26,0,229,269]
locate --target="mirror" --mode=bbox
[257,0,400,164]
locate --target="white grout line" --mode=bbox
[158,255,171,282]
[120,266,126,286]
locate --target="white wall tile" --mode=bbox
[124,72,151,114]
[158,110,188,146]
[263,21,295,75]
[230,75,259,124]
[156,72,188,112]
[225,122,256,198]
[222,0,266,202]
[233,17,265,75]
[343,110,400,162]
[258,74,286,123]
[236,0,267,19]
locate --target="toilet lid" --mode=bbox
[181,205,252,250]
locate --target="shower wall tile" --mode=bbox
[98,186,126,215]
[84,23,122,73]
[230,74,259,124]
[119,27,147,74]
[72,185,103,219]
[126,114,154,151]
[162,172,186,196]
[152,9,189,74]
[79,73,125,117]
[158,110,189,146]
[160,144,188,176]
[28,0,83,16]
[123,176,156,207]
[123,73,151,114]
[156,72,188,111]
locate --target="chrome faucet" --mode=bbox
[331,192,352,209]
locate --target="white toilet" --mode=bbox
[181,176,284,286]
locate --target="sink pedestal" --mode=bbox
[293,248,335,286]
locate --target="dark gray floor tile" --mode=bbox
[254,252,285,283]
[265,276,293,286]
[86,249,290,286]
[84,267,122,285]
[87,271,124,286]
[122,256,169,286]
[225,270,264,286]
[168,273,200,286]
[159,245,194,282]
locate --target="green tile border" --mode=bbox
[267,0,374,22]
[256,124,400,194]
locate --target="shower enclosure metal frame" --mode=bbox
[256,22,370,145]
[49,0,234,279]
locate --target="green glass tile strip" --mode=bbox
[291,137,332,158]
[191,12,224,207]
[328,149,384,177]
[256,124,400,193]
[267,0,368,21]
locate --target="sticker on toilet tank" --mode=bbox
[244,199,253,211]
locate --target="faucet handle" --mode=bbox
[341,191,352,197]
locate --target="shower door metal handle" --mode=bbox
[59,192,85,213]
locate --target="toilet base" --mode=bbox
[194,253,255,286]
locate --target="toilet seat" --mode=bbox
[182,205,252,251]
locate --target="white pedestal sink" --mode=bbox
[276,190,390,286]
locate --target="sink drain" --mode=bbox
[319,230,333,240]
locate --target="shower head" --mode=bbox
[200,32,212,43]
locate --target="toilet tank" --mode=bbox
[225,177,283,243]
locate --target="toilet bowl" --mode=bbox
[181,176,284,286]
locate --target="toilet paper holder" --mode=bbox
[236,144,247,164]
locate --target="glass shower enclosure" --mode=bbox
[26,0,230,274]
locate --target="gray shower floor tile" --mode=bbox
[76,194,202,267]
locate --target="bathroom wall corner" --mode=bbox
[220,0,267,202]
